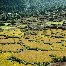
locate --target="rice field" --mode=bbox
[0,27,66,66]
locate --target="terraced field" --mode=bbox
[0,27,66,66]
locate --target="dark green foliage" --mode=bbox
[51,56,66,63]
[0,0,66,21]
[7,56,23,64]
[62,56,66,62]
[10,20,16,25]
[0,23,5,26]
[0,0,66,14]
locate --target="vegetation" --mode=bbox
[1,0,66,66]
[0,24,66,66]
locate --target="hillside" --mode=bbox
[0,0,23,12]
[0,0,66,12]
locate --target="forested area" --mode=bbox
[0,0,66,15]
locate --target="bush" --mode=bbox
[51,55,66,62]
[0,23,5,26]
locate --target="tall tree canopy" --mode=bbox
[0,0,66,14]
